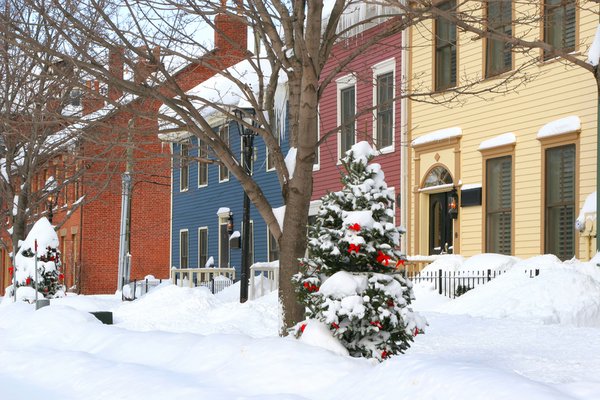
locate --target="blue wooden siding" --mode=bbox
[171,120,287,277]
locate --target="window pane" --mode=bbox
[544,0,576,59]
[545,145,575,260]
[268,231,279,262]
[486,156,512,254]
[435,1,457,90]
[198,140,208,186]
[376,72,394,149]
[340,86,355,154]
[199,228,208,268]
[219,223,230,267]
[180,143,189,191]
[180,231,188,268]
[219,125,229,181]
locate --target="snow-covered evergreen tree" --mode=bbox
[5,217,65,302]
[294,141,426,361]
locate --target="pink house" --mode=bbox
[313,14,405,232]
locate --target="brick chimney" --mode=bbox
[134,46,161,84]
[214,0,247,54]
[82,80,104,116]
[108,47,124,102]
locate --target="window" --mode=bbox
[219,125,230,182]
[218,217,230,267]
[435,0,457,91]
[544,0,576,59]
[486,0,512,77]
[198,139,208,187]
[179,230,189,268]
[545,145,575,260]
[179,142,189,191]
[375,71,394,149]
[340,85,356,156]
[486,156,512,254]
[198,227,208,268]
[268,230,279,262]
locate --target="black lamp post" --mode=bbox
[234,106,257,303]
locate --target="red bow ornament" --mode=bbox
[348,244,361,254]
[377,251,391,266]
[348,223,361,232]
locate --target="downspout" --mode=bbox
[169,142,174,277]
[400,4,409,255]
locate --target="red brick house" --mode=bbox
[0,8,248,295]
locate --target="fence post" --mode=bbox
[535,269,539,277]
[133,279,137,299]
[211,277,215,294]
[487,269,492,282]
[438,269,442,295]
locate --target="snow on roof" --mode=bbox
[411,127,462,147]
[158,58,286,131]
[478,132,516,151]
[587,24,600,66]
[537,116,581,139]
[576,191,596,232]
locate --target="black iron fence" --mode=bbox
[122,278,164,301]
[404,268,540,299]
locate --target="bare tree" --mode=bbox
[9,0,584,328]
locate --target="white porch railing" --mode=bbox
[170,267,236,288]
[249,261,279,300]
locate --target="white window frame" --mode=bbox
[179,229,189,268]
[337,74,357,162]
[372,58,396,154]
[198,226,208,268]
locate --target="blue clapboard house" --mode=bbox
[168,107,287,279]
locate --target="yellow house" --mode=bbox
[407,1,598,260]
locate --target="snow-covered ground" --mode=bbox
[2,254,600,400]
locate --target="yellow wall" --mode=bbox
[408,2,598,259]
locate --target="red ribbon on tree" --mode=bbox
[8,267,13,276]
[348,223,361,232]
[381,350,389,359]
[377,251,391,266]
[348,244,361,254]
[395,259,406,268]
[300,323,307,333]
[26,277,31,285]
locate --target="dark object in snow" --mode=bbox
[90,311,113,325]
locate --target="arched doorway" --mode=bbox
[423,166,454,254]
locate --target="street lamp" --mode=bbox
[46,192,58,224]
[233,106,257,303]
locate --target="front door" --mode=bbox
[429,192,453,254]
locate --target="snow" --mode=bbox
[2,253,600,399]
[318,271,368,298]
[216,207,230,215]
[587,24,600,66]
[461,183,482,190]
[537,115,581,139]
[477,132,516,151]
[284,147,297,179]
[411,127,462,147]
[342,210,375,229]
[229,230,240,240]
[576,191,596,231]
[205,256,215,268]
[273,205,286,230]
